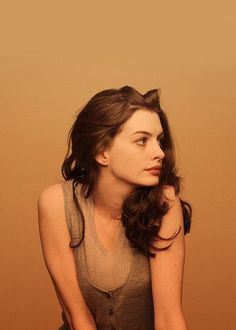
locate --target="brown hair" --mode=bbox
[61,86,192,257]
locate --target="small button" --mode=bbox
[109,308,114,315]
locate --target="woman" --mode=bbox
[38,86,191,330]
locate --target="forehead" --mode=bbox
[121,109,162,134]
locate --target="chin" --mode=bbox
[137,177,160,187]
[122,175,160,189]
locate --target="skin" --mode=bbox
[92,109,166,251]
[93,108,165,221]
[38,108,187,329]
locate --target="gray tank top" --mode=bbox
[59,179,154,330]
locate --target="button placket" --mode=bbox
[104,291,117,329]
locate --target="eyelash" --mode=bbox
[136,137,148,145]
[136,137,164,146]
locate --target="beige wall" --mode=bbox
[1,1,236,329]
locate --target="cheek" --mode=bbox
[110,144,144,169]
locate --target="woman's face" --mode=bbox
[101,109,165,188]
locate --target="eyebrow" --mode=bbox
[131,130,164,138]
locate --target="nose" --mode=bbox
[153,142,165,161]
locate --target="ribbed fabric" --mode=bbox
[58,179,154,330]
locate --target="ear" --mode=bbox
[95,149,110,166]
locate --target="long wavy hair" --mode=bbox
[61,85,192,257]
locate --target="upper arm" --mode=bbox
[149,186,186,328]
[37,184,93,327]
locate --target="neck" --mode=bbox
[91,171,135,220]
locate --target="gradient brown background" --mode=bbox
[1,1,236,329]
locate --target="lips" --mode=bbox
[145,166,162,171]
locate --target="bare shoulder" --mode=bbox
[38,183,64,211]
[161,185,178,206]
[38,183,63,208]
[37,182,71,255]
[37,183,65,229]
[155,185,183,244]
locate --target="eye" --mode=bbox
[136,137,148,146]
